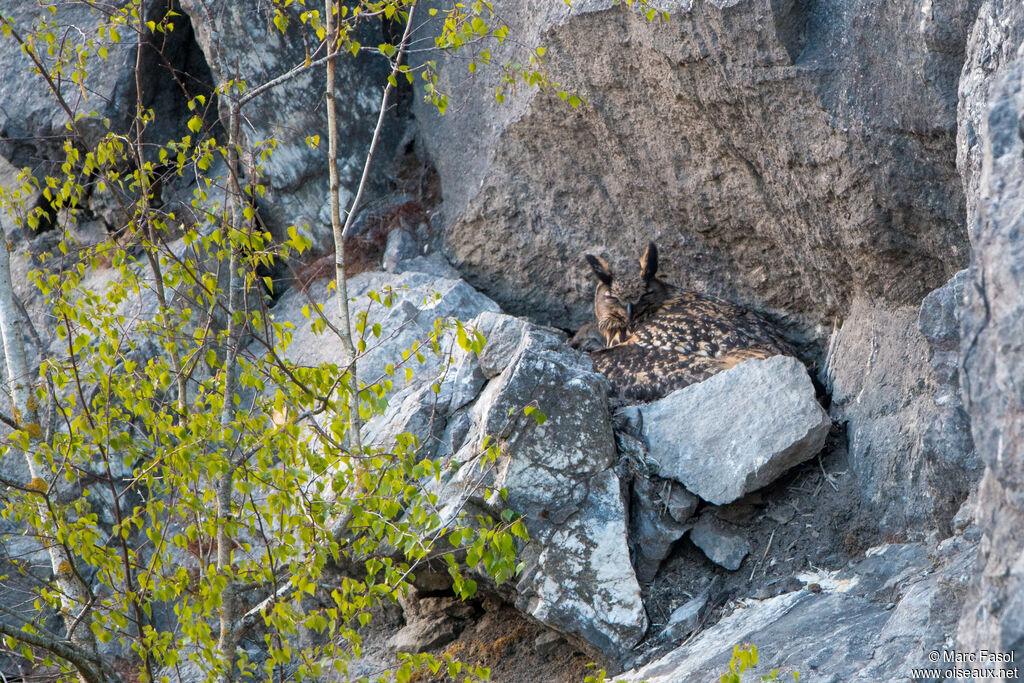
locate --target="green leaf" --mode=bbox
[510,520,529,540]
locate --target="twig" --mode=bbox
[340,2,419,240]
[750,528,776,581]
[818,454,839,491]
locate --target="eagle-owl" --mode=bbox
[585,243,792,402]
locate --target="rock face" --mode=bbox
[919,270,981,533]
[955,0,1024,661]
[640,355,829,505]
[413,0,976,336]
[0,0,216,232]
[826,297,978,533]
[7,0,1024,679]
[0,0,402,257]
[956,0,1024,240]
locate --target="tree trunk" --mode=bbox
[326,0,364,461]
[0,231,103,682]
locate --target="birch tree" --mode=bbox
[0,0,662,680]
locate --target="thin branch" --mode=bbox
[340,3,419,241]
[0,608,105,683]
[0,408,19,430]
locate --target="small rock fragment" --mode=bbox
[690,515,751,571]
[630,475,698,582]
[388,615,463,653]
[658,585,713,644]
[534,630,564,657]
[766,505,796,525]
[382,229,418,272]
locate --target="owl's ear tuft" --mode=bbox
[586,254,614,287]
[641,242,658,284]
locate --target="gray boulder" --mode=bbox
[276,277,647,658]
[469,311,564,378]
[266,269,500,391]
[387,616,462,654]
[360,383,448,459]
[641,355,830,505]
[431,320,648,658]
[389,589,476,654]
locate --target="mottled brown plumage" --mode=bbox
[627,290,793,359]
[591,345,777,403]
[584,243,793,401]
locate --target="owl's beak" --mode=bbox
[626,302,633,321]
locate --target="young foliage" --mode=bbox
[719,644,800,683]
[0,1,581,681]
[0,1,675,681]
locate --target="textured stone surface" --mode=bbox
[7,0,1024,676]
[469,311,566,379]
[955,2,1024,662]
[0,1,220,238]
[0,1,201,166]
[413,0,976,339]
[383,229,420,273]
[656,587,711,645]
[277,273,645,657]
[388,590,476,654]
[360,383,447,458]
[919,270,982,532]
[620,542,977,682]
[640,355,829,505]
[826,297,972,532]
[432,327,647,658]
[956,0,1024,240]
[630,474,698,582]
[920,270,970,404]
[179,0,400,253]
[266,268,500,389]
[387,615,463,654]
[534,630,565,657]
